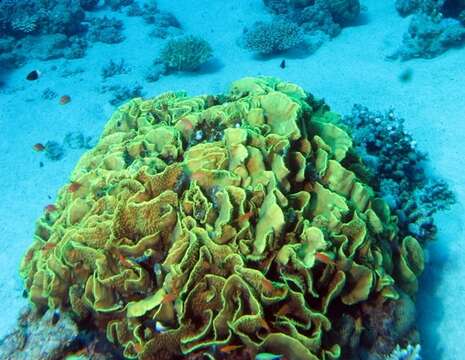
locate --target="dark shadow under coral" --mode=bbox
[416,228,452,360]
[442,0,465,18]
[346,11,371,28]
[195,58,225,75]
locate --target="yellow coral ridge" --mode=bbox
[20,77,424,360]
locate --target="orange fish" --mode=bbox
[24,249,34,262]
[67,249,79,260]
[219,344,243,353]
[59,95,71,105]
[236,210,254,223]
[315,252,336,266]
[68,182,82,193]
[179,118,194,131]
[33,143,45,152]
[276,303,291,317]
[42,242,56,253]
[162,293,176,304]
[119,254,133,268]
[44,204,57,213]
[260,318,271,332]
[190,171,204,182]
[133,342,143,353]
[262,278,273,292]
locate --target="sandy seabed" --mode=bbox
[0,1,463,359]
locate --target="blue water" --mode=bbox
[0,1,464,359]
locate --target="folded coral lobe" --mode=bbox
[19,77,423,359]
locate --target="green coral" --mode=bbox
[160,35,213,72]
[20,77,424,359]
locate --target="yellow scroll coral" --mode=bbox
[20,77,424,360]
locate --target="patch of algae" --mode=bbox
[20,77,424,360]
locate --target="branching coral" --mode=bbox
[20,77,425,360]
[242,19,305,54]
[160,35,212,72]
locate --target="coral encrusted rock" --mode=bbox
[20,77,424,360]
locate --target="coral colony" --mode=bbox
[20,77,426,359]
[0,0,459,359]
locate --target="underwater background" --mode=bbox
[0,0,464,359]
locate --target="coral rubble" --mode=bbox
[20,77,425,359]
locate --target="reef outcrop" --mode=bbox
[20,77,424,359]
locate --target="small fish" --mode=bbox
[236,210,254,223]
[259,318,271,332]
[314,252,336,266]
[262,278,273,292]
[42,242,57,253]
[68,181,82,193]
[354,316,364,334]
[59,95,71,105]
[119,254,134,268]
[279,59,286,69]
[26,70,40,81]
[153,263,163,286]
[24,249,34,262]
[33,143,46,152]
[219,344,243,353]
[256,353,283,360]
[44,204,57,213]
[128,254,150,264]
[133,342,143,353]
[179,118,194,131]
[190,171,204,182]
[399,68,413,83]
[51,310,60,325]
[155,321,167,333]
[276,303,291,317]
[67,249,79,260]
[162,293,176,304]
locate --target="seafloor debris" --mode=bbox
[20,77,426,359]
